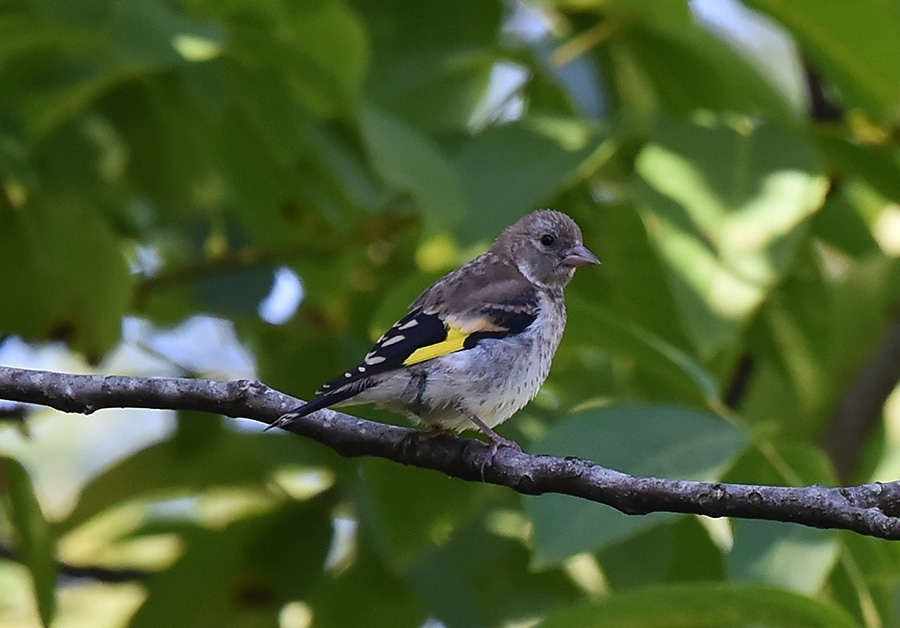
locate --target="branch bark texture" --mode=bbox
[2,366,900,540]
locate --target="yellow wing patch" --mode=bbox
[402,325,470,366]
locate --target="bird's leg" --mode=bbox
[460,410,522,480]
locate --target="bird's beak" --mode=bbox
[564,244,601,267]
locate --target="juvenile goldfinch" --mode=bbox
[271,210,599,464]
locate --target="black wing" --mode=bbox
[317,307,447,394]
[321,288,541,392]
[277,291,540,422]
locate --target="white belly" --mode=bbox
[408,300,564,431]
[425,340,549,429]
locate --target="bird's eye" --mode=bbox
[540,233,555,246]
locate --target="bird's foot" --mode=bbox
[459,411,522,481]
[480,434,522,481]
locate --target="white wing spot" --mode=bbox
[379,334,405,347]
[344,372,352,378]
[365,355,387,365]
[357,366,366,372]
[398,319,418,330]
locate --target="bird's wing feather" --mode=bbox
[316,307,445,394]
[316,267,540,394]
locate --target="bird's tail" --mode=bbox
[265,386,361,432]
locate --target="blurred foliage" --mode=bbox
[1,0,900,626]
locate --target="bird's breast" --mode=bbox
[438,296,566,428]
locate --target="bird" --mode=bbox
[269,210,600,470]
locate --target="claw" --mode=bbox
[457,410,522,481]
[480,435,522,481]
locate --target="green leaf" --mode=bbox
[739,248,835,429]
[308,540,427,628]
[57,426,339,535]
[195,264,275,316]
[129,523,246,628]
[0,45,124,137]
[722,438,839,493]
[353,457,498,571]
[244,498,334,600]
[829,534,900,628]
[562,199,693,358]
[536,582,857,628]
[598,517,725,589]
[453,118,605,243]
[360,104,468,229]
[0,198,131,358]
[814,132,900,207]
[0,210,44,339]
[109,0,226,70]
[738,243,898,439]
[634,120,827,357]
[407,511,580,628]
[1,456,57,627]
[610,6,798,120]
[812,186,881,259]
[358,0,503,132]
[130,497,332,628]
[226,0,368,118]
[746,0,900,118]
[728,519,840,594]
[564,296,721,405]
[527,405,748,566]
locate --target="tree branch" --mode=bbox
[0,544,146,583]
[2,366,900,540]
[826,313,900,482]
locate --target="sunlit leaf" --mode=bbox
[537,582,857,628]
[57,427,340,535]
[607,2,798,120]
[129,497,332,628]
[746,0,900,118]
[1,457,57,627]
[634,120,827,357]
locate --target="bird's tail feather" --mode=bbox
[266,386,362,431]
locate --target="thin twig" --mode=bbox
[0,544,146,583]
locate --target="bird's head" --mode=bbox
[494,209,600,290]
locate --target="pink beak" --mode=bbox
[564,244,601,267]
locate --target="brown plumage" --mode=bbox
[271,210,600,467]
